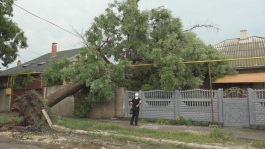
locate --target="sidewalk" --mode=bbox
[96,119,265,141]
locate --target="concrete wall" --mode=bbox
[114,87,126,117]
[124,89,265,127]
[46,86,126,118]
[0,89,10,112]
[45,85,74,117]
[87,87,126,119]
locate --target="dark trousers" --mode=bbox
[130,109,139,125]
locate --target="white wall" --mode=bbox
[45,85,74,117]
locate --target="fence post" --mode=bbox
[139,90,143,118]
[175,90,180,119]
[248,88,255,127]
[217,88,223,125]
[124,91,128,117]
[174,90,176,119]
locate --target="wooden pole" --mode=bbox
[208,63,214,124]
[42,109,53,127]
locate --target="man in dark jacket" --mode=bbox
[130,92,142,126]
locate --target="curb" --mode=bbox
[51,125,244,149]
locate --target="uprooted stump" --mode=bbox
[15,90,51,130]
[12,83,85,130]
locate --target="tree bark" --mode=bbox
[46,82,85,107]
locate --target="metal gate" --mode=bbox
[222,87,249,127]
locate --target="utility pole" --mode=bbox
[208,63,214,125]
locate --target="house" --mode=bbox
[0,43,81,114]
[213,30,265,89]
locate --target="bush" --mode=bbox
[251,140,265,149]
[209,128,236,141]
[209,128,225,139]
[155,119,170,125]
[175,116,192,125]
[193,121,210,126]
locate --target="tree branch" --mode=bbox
[72,28,111,64]
[184,24,220,32]
[72,27,89,48]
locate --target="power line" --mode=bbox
[18,55,27,63]
[16,47,43,63]
[183,56,265,64]
[131,56,265,67]
[14,3,80,38]
[26,49,42,56]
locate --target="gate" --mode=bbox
[222,87,249,127]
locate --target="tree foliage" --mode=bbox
[78,0,234,90]
[43,0,235,116]
[41,58,71,86]
[0,0,27,67]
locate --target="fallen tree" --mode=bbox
[46,83,85,107]
[12,83,84,129]
[10,0,235,129]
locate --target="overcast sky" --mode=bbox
[4,0,265,69]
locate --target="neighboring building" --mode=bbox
[213,30,265,89]
[0,43,81,113]
[0,43,81,89]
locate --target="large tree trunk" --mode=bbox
[46,82,85,107]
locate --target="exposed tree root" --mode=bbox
[13,90,51,131]
[9,83,84,130]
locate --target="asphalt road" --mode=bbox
[0,135,60,149]
[0,135,43,149]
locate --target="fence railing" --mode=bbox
[125,88,265,127]
[126,89,219,122]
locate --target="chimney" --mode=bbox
[17,60,22,66]
[240,30,248,40]
[51,43,57,56]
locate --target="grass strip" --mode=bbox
[54,118,234,144]
[0,116,23,123]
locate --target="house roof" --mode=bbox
[214,36,265,69]
[0,48,81,77]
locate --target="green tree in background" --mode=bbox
[43,0,235,116]
[0,0,27,67]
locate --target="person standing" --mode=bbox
[130,92,142,126]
